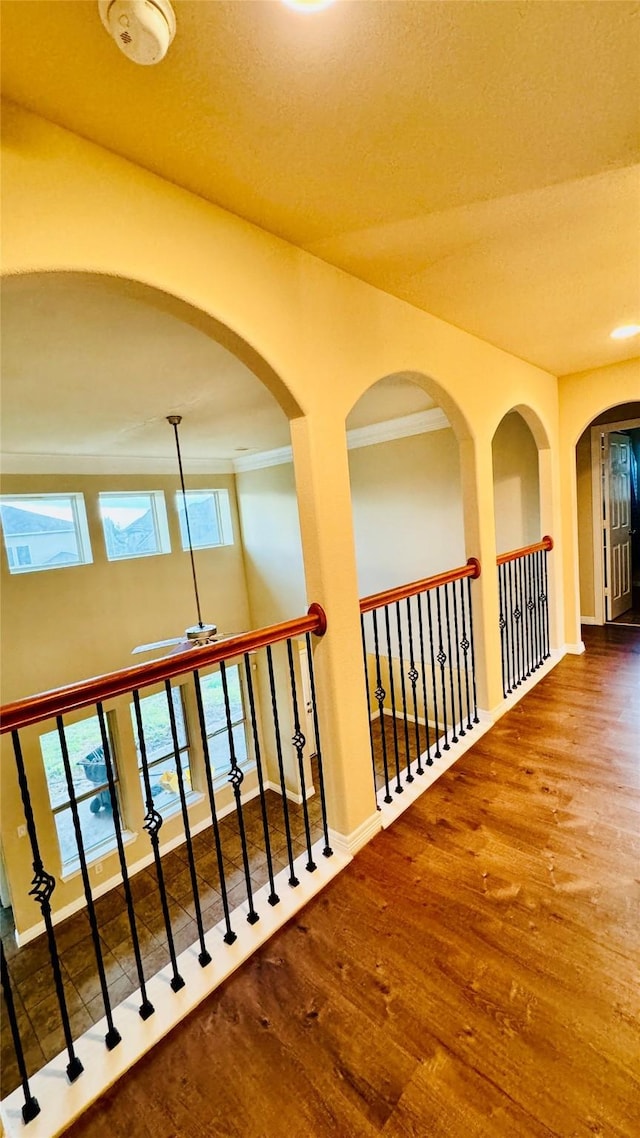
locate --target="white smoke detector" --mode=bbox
[98,0,176,65]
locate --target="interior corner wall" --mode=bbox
[492,412,541,554]
[576,430,595,619]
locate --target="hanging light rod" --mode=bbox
[167,414,216,642]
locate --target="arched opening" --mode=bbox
[575,400,640,626]
[491,409,542,554]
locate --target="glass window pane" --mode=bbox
[139,752,192,818]
[131,688,187,766]
[207,723,248,779]
[100,493,160,559]
[177,491,221,550]
[1,495,83,571]
[200,667,243,736]
[54,800,119,870]
[41,717,110,811]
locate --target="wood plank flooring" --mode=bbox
[66,625,640,1138]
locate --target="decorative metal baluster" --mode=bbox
[507,560,518,688]
[406,597,423,775]
[519,557,530,680]
[425,591,442,758]
[132,690,184,992]
[383,604,403,793]
[241,655,280,904]
[451,583,465,738]
[372,609,392,802]
[515,559,525,684]
[466,576,480,723]
[531,551,541,669]
[434,586,450,750]
[458,578,473,731]
[395,601,413,782]
[266,645,299,885]
[163,681,212,963]
[443,584,459,744]
[525,554,535,674]
[1,941,40,1123]
[498,563,508,697]
[56,716,121,1050]
[304,632,333,857]
[416,592,433,766]
[542,548,551,659]
[219,663,259,923]
[361,613,378,794]
[192,670,239,938]
[286,639,316,872]
[10,731,83,1081]
[96,704,153,1019]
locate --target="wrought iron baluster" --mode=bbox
[466,576,480,723]
[532,551,541,669]
[241,656,280,904]
[542,548,551,659]
[415,592,433,766]
[498,563,508,697]
[434,586,450,751]
[191,670,238,939]
[395,601,413,782]
[383,604,403,793]
[443,583,459,743]
[507,560,518,688]
[286,639,316,872]
[451,582,465,738]
[525,554,535,674]
[406,597,424,775]
[518,557,530,680]
[132,690,184,992]
[266,645,299,886]
[304,632,333,857]
[371,609,392,802]
[361,613,378,795]
[458,578,473,730]
[425,591,442,758]
[56,715,121,1050]
[219,662,259,923]
[10,731,83,1082]
[96,703,153,1019]
[164,681,212,962]
[1,941,41,1123]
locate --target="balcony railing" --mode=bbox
[0,605,329,1125]
[360,559,481,804]
[497,536,553,696]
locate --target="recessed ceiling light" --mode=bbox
[610,324,640,340]
[281,0,337,11]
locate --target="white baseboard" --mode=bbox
[328,812,382,857]
[564,641,586,655]
[580,615,598,626]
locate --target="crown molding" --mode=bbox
[233,408,451,472]
[0,454,234,476]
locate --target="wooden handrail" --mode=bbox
[496,535,554,567]
[359,558,481,615]
[0,604,327,736]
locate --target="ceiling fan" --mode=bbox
[132,414,235,656]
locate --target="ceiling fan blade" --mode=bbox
[132,637,185,655]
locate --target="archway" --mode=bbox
[491,409,542,554]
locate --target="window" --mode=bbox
[0,493,93,575]
[40,715,120,871]
[99,491,171,561]
[130,687,194,817]
[176,489,233,551]
[199,665,249,778]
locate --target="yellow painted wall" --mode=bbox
[1,100,563,876]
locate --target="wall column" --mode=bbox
[289,412,381,854]
[459,434,504,714]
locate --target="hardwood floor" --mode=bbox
[66,625,639,1138]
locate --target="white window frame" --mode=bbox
[199,664,252,783]
[175,489,233,551]
[99,490,171,562]
[0,492,93,575]
[130,684,197,819]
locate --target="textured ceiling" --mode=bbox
[1,0,639,380]
[0,274,433,465]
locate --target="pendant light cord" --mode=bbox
[168,415,204,629]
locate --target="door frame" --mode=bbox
[590,417,640,624]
